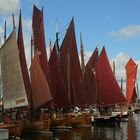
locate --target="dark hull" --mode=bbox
[91,115,121,126]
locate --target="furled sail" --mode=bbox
[30,51,52,110]
[49,44,71,108]
[96,47,126,106]
[84,47,98,105]
[125,58,138,105]
[0,30,28,109]
[17,10,32,108]
[60,18,88,107]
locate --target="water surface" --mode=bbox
[22,114,140,140]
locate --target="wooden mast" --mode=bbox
[56,18,59,52]
[4,20,6,42]
[67,47,71,104]
[12,13,16,29]
[49,39,52,55]
[121,77,123,91]
[113,61,115,75]
[80,32,85,76]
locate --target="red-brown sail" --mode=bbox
[30,51,52,110]
[86,47,98,68]
[60,18,88,107]
[49,44,71,108]
[17,10,32,108]
[84,48,98,105]
[131,87,138,104]
[96,47,126,106]
[32,5,52,106]
[125,58,138,105]
[32,6,50,83]
[32,5,42,50]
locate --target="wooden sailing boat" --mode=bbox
[49,43,71,129]
[91,47,126,125]
[24,50,53,132]
[60,18,91,127]
[0,24,28,137]
[23,5,53,132]
[125,58,138,114]
[84,47,99,106]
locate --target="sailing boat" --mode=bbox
[23,5,53,132]
[60,18,91,127]
[49,43,71,129]
[0,26,27,137]
[91,47,126,125]
[125,58,138,114]
[84,47,98,106]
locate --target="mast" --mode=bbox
[4,20,6,42]
[136,83,139,100]
[67,47,71,104]
[31,35,33,63]
[49,39,52,55]
[92,68,101,111]
[12,13,16,30]
[56,18,59,52]
[80,32,85,76]
[121,77,123,91]
[113,61,115,75]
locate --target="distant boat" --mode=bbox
[125,58,138,106]
[125,58,138,114]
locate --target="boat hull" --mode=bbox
[91,115,121,126]
[70,112,91,127]
[23,119,50,133]
[0,122,23,137]
[50,113,71,129]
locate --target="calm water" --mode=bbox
[22,114,140,140]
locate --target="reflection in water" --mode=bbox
[23,114,139,140]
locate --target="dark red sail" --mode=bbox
[60,18,88,107]
[84,48,98,105]
[32,5,42,50]
[131,87,138,104]
[30,51,52,110]
[86,47,98,68]
[49,44,71,108]
[96,47,126,106]
[32,5,52,100]
[17,10,32,108]
[125,58,138,105]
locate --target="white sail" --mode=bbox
[0,30,28,109]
